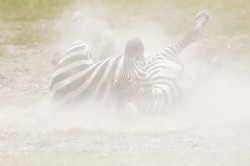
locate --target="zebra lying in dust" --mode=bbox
[114,10,222,114]
[50,38,150,106]
[50,10,222,114]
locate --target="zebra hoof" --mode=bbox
[195,10,210,21]
[195,10,210,29]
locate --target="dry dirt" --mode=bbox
[0,28,250,165]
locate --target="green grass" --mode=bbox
[111,0,250,35]
[0,49,6,57]
[0,0,74,47]
[0,0,73,22]
[3,23,59,45]
[0,0,249,46]
[162,0,250,35]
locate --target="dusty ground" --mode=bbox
[0,44,53,107]
[0,21,250,166]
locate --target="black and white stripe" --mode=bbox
[114,38,152,106]
[133,29,202,114]
[50,39,151,106]
[115,10,215,114]
[50,41,124,104]
[50,10,220,114]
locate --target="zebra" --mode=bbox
[50,38,150,106]
[113,38,152,105]
[114,10,223,114]
[50,10,222,113]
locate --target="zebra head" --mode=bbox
[123,38,147,76]
[114,38,152,108]
[125,38,144,61]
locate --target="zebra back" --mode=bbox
[50,41,125,104]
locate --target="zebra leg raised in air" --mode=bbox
[159,10,209,58]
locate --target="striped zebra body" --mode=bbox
[50,10,221,115]
[128,28,202,114]
[50,41,124,104]
[50,39,149,106]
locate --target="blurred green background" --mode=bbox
[0,0,249,61]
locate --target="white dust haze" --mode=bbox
[3,1,250,134]
[2,2,250,166]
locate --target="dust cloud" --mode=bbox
[1,1,250,165]
[4,0,249,133]
[15,75,250,134]
[39,1,250,132]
